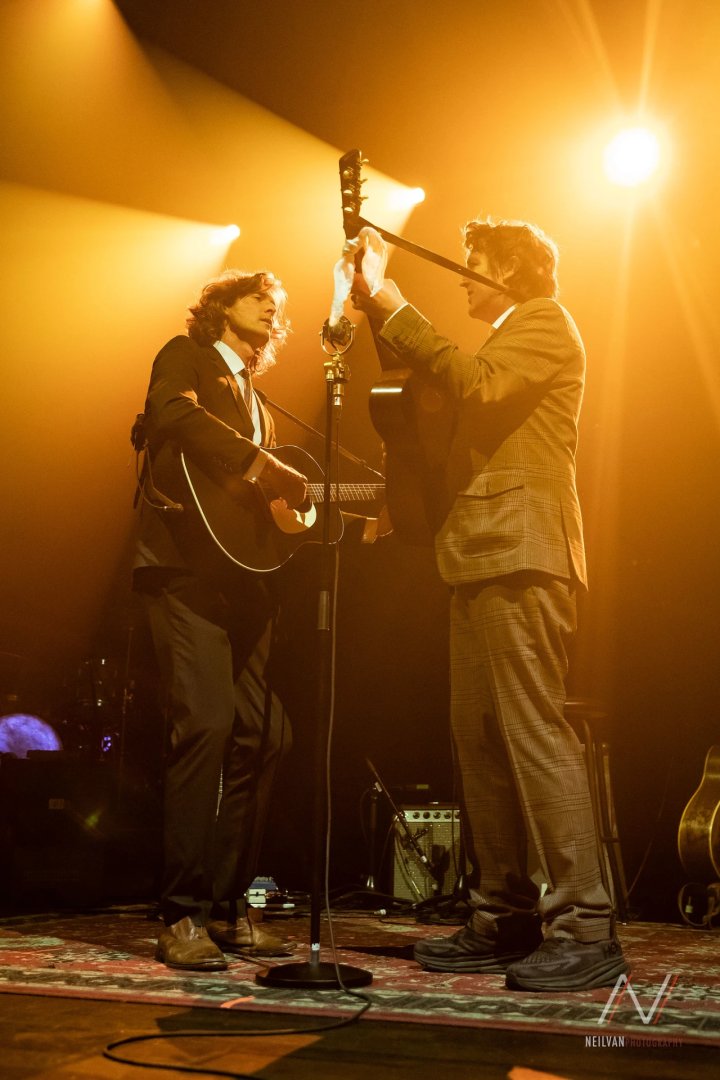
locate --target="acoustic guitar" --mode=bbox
[338,150,456,545]
[181,444,383,572]
[368,369,455,545]
[677,745,720,881]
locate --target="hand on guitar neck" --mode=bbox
[360,503,393,543]
[350,273,406,325]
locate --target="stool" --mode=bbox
[565,698,630,922]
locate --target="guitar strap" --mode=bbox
[130,412,183,514]
[354,215,521,298]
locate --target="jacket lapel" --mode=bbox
[207,348,255,435]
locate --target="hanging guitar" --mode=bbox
[677,746,720,880]
[181,445,383,572]
[338,149,457,546]
[677,746,720,928]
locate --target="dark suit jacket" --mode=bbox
[378,298,587,588]
[134,335,276,574]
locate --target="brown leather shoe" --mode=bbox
[207,917,291,957]
[156,916,228,971]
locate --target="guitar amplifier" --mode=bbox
[392,805,461,902]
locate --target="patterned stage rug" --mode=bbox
[0,909,718,1046]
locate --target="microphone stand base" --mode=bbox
[256,959,372,990]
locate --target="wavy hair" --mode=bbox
[186,269,290,374]
[463,218,559,301]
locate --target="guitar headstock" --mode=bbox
[339,149,367,240]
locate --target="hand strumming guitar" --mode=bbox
[256,451,309,509]
[224,449,308,510]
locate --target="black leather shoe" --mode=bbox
[207,918,291,957]
[505,936,629,991]
[414,917,542,973]
[156,916,228,971]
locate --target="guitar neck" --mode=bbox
[307,483,383,504]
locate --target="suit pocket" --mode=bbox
[452,473,525,558]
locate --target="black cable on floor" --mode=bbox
[102,994,372,1078]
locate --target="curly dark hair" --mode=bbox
[186,269,290,374]
[463,218,559,301]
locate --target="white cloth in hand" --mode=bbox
[329,226,388,327]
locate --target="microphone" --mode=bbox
[321,315,354,354]
[400,826,429,849]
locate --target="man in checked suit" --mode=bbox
[352,220,628,991]
[134,270,308,971]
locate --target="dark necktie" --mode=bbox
[240,368,254,413]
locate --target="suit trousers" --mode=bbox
[140,569,291,927]
[450,571,612,941]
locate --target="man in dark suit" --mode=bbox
[134,269,308,971]
[352,219,628,991]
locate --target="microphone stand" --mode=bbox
[365,781,379,892]
[365,758,440,892]
[257,318,371,990]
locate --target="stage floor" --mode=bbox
[1,907,718,1077]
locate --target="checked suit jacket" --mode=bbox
[134,334,276,575]
[377,298,587,589]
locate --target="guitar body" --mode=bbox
[369,368,456,546]
[678,746,720,880]
[181,445,343,573]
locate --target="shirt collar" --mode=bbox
[492,304,517,331]
[213,339,247,377]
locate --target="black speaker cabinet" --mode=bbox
[392,804,461,901]
[0,751,162,907]
[0,753,116,906]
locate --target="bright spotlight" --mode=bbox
[210,224,241,246]
[388,186,426,211]
[603,127,661,188]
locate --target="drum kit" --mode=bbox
[61,656,127,759]
[0,649,165,905]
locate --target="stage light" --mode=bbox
[603,126,661,188]
[210,224,241,246]
[388,186,426,211]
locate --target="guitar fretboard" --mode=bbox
[308,484,384,504]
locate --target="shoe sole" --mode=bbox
[505,958,629,992]
[155,947,228,972]
[217,946,291,958]
[416,949,530,974]
[207,938,291,958]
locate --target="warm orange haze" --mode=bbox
[0,2,719,1071]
